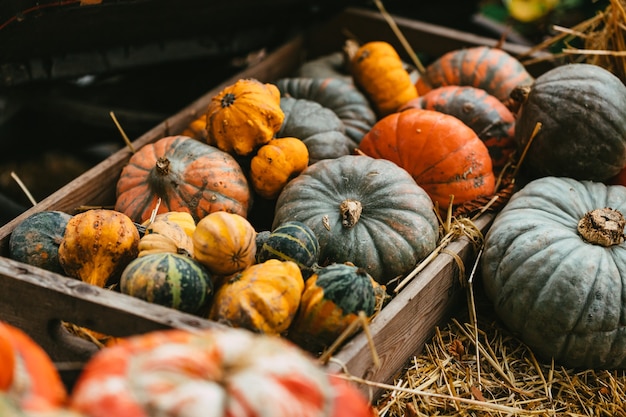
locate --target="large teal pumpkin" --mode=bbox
[120,252,213,315]
[272,155,439,285]
[482,176,626,368]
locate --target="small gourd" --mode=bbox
[288,263,376,354]
[209,259,304,335]
[192,211,257,276]
[250,137,309,199]
[58,209,140,287]
[8,210,72,274]
[205,78,285,156]
[138,213,195,258]
[120,253,213,314]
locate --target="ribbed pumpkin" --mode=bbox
[512,63,626,181]
[272,154,439,285]
[8,210,72,274]
[115,135,250,224]
[275,77,377,143]
[192,211,257,276]
[0,321,67,412]
[400,85,516,171]
[482,176,626,368]
[295,51,353,83]
[120,252,213,314]
[288,263,376,353]
[349,41,418,117]
[415,46,534,103]
[359,108,496,210]
[69,327,373,417]
[249,137,309,200]
[209,259,304,335]
[58,209,140,288]
[205,78,284,156]
[277,96,357,164]
[256,220,320,278]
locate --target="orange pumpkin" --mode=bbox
[350,41,418,117]
[205,78,285,156]
[115,135,250,224]
[0,321,67,412]
[359,108,496,210]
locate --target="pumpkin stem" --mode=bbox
[577,207,625,247]
[339,199,362,228]
[221,92,236,108]
[155,157,171,176]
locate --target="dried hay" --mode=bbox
[521,0,626,83]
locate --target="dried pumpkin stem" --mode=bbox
[577,207,626,246]
[339,199,362,228]
[155,157,171,176]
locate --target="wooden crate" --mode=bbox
[0,7,550,400]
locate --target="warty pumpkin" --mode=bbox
[275,77,377,144]
[69,326,373,417]
[288,263,376,354]
[277,96,357,164]
[209,259,304,335]
[415,46,534,104]
[115,135,250,224]
[349,41,418,117]
[249,137,309,200]
[204,78,285,156]
[8,210,72,275]
[58,209,140,288]
[272,154,439,285]
[359,108,496,211]
[482,176,626,369]
[192,211,257,276]
[400,85,516,171]
[512,63,626,181]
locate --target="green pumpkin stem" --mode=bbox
[339,199,362,228]
[577,207,625,247]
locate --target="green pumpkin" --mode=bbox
[9,210,73,274]
[482,176,626,369]
[256,221,320,278]
[288,263,376,353]
[120,252,213,315]
[272,155,439,286]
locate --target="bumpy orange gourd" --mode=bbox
[250,137,309,199]
[58,209,140,287]
[350,41,418,117]
[0,321,67,412]
[192,211,257,276]
[209,259,304,334]
[205,78,285,156]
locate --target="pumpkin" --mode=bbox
[120,252,213,314]
[0,321,67,412]
[180,115,209,142]
[58,209,140,288]
[415,46,534,103]
[209,259,304,335]
[69,326,373,417]
[115,135,250,224]
[277,96,357,164]
[272,154,439,285]
[249,137,309,200]
[204,78,284,156]
[138,212,195,258]
[192,211,257,276]
[275,77,377,143]
[256,220,320,278]
[512,63,626,182]
[295,51,353,83]
[482,176,626,368]
[288,263,376,353]
[8,210,72,274]
[400,85,516,171]
[359,108,496,210]
[349,41,418,117]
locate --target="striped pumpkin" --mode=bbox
[256,221,320,278]
[120,252,213,314]
[288,263,376,353]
